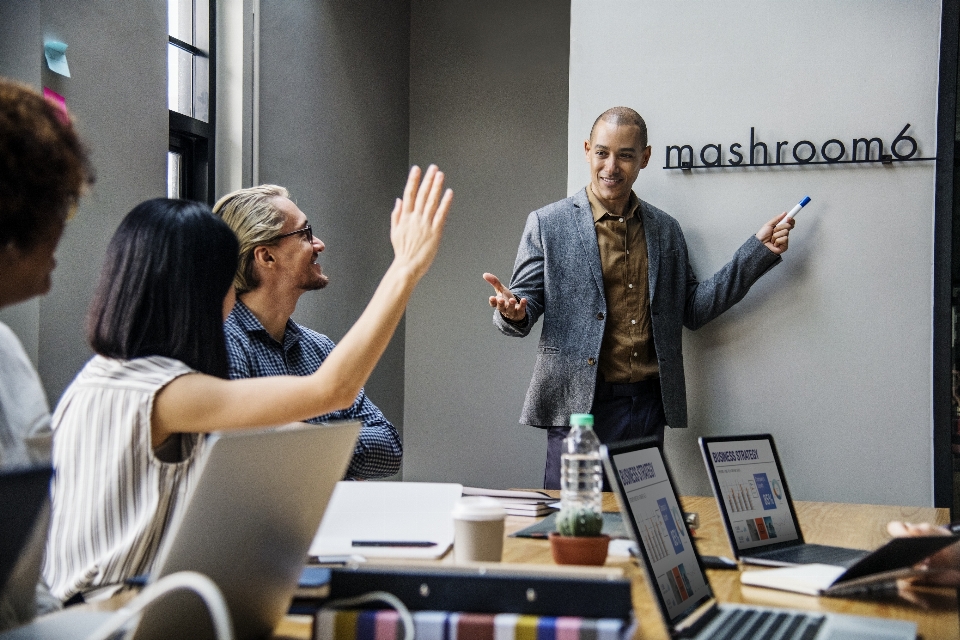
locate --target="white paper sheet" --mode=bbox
[310,481,463,559]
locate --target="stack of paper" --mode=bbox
[462,487,558,517]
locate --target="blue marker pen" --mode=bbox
[778,196,810,226]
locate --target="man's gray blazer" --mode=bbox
[494,188,781,431]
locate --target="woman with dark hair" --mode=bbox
[43,165,452,601]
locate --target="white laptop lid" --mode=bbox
[133,420,360,640]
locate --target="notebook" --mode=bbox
[0,421,360,640]
[601,437,916,640]
[699,434,869,567]
[739,534,960,596]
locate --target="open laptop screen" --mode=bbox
[603,441,713,626]
[701,435,802,553]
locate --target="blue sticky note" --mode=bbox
[44,40,70,78]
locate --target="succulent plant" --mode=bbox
[556,505,603,537]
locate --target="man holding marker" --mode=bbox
[484,107,797,489]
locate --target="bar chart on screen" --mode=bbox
[720,476,758,513]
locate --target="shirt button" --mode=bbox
[587,357,596,366]
[626,250,630,255]
[628,283,633,289]
[618,217,624,223]
[596,312,604,320]
[631,319,637,325]
[633,352,638,357]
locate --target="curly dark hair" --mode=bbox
[0,77,94,249]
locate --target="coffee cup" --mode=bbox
[451,497,506,563]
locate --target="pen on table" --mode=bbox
[351,540,438,548]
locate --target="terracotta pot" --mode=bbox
[548,532,611,566]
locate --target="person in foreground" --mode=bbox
[886,521,960,587]
[0,78,93,629]
[483,107,795,488]
[213,186,401,479]
[43,165,451,601]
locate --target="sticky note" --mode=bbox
[44,40,70,78]
[42,88,69,123]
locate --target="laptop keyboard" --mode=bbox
[707,609,825,640]
[752,543,868,568]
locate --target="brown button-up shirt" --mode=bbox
[586,185,659,383]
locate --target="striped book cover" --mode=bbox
[314,610,637,640]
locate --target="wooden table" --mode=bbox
[273,494,958,640]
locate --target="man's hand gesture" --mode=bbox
[483,273,526,323]
[756,213,796,255]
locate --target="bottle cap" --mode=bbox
[569,413,594,428]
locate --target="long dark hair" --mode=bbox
[87,198,239,377]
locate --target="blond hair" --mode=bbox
[212,184,290,293]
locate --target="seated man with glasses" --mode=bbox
[213,185,402,479]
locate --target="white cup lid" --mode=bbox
[451,496,506,521]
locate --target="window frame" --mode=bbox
[168,0,216,204]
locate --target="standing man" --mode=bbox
[214,185,402,479]
[484,107,794,489]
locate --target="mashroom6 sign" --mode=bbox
[663,124,934,170]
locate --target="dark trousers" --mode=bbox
[543,377,666,490]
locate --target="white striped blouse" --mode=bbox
[43,355,206,600]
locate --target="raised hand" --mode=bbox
[483,272,526,322]
[390,165,453,281]
[756,212,795,255]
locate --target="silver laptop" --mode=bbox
[0,420,360,640]
[601,438,916,640]
[699,434,868,568]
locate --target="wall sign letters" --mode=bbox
[663,124,935,170]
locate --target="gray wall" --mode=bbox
[404,0,570,487]
[256,0,411,439]
[0,0,168,401]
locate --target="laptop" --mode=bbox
[0,467,53,612]
[601,438,916,640]
[0,420,360,640]
[699,434,868,568]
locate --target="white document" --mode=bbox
[740,563,847,596]
[310,481,463,559]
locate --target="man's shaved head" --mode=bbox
[589,107,648,148]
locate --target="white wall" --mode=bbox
[569,1,941,505]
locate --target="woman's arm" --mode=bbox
[152,165,452,444]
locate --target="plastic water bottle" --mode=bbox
[559,413,603,533]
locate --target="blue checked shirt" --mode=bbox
[223,301,402,479]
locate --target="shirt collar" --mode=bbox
[229,299,302,348]
[586,184,641,223]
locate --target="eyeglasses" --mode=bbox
[271,224,313,244]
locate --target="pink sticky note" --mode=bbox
[42,87,69,124]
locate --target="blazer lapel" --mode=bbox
[641,200,661,301]
[572,189,605,297]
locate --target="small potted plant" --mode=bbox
[548,505,610,565]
